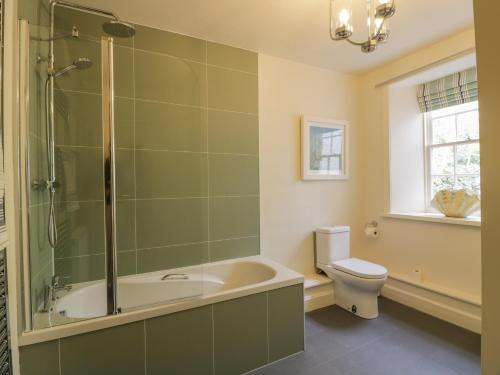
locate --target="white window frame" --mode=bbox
[423,103,480,211]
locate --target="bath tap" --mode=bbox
[41,276,70,312]
[161,273,189,280]
[50,275,72,302]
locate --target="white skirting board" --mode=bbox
[303,274,480,334]
[304,275,334,313]
[381,277,481,334]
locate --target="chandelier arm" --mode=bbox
[346,38,368,46]
[346,15,389,47]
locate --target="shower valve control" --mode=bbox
[31,179,60,191]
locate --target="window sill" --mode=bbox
[381,212,481,227]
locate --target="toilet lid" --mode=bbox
[332,258,388,279]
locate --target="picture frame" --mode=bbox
[301,116,349,180]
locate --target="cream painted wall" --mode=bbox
[388,84,425,213]
[258,30,482,298]
[473,1,500,373]
[356,28,481,300]
[258,54,362,275]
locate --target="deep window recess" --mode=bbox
[424,101,480,205]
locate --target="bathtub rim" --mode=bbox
[19,255,304,346]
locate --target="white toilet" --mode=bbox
[315,226,388,319]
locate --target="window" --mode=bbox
[425,101,480,204]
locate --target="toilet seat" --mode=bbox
[332,258,387,279]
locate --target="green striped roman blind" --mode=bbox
[417,67,478,112]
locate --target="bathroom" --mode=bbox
[0,0,499,374]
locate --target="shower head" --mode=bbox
[53,57,93,78]
[102,19,136,38]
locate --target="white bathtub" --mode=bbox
[21,256,303,346]
[55,258,281,319]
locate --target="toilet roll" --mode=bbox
[364,225,379,239]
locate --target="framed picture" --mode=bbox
[301,116,349,180]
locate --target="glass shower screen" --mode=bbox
[21,4,206,331]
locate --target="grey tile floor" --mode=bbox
[252,298,480,375]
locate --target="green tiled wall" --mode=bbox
[22,2,260,289]
[19,285,304,375]
[121,30,260,275]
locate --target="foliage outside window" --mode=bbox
[425,101,480,205]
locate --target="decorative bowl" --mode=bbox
[431,189,480,218]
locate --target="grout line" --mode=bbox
[131,96,259,116]
[209,235,259,243]
[114,195,259,202]
[266,292,270,363]
[132,47,258,76]
[58,89,258,116]
[211,304,215,375]
[136,196,207,201]
[123,195,259,201]
[143,320,147,375]
[135,236,259,252]
[134,47,205,66]
[133,148,259,157]
[52,236,260,263]
[135,241,208,252]
[58,339,62,375]
[54,252,104,260]
[55,144,103,149]
[209,195,260,198]
[28,201,51,208]
[54,199,104,204]
[117,249,137,254]
[206,62,258,76]
[132,34,138,276]
[205,40,211,262]
[54,87,101,97]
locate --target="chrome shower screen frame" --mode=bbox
[101,36,118,315]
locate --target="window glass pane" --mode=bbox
[426,101,480,207]
[431,176,454,197]
[430,106,457,119]
[431,146,454,175]
[456,175,481,196]
[457,111,479,141]
[431,116,456,144]
[456,143,480,174]
[458,101,479,112]
[430,101,478,118]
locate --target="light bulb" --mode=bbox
[338,8,350,26]
[373,17,389,42]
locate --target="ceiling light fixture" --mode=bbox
[330,0,396,53]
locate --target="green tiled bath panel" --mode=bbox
[19,285,304,375]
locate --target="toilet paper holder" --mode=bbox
[364,220,379,239]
